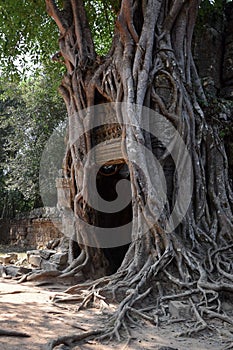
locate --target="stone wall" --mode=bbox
[222,2,233,99]
[0,208,63,249]
[193,3,233,188]
[1,5,233,251]
[0,219,10,244]
[193,10,223,96]
[193,3,233,99]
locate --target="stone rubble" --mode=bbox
[0,237,70,279]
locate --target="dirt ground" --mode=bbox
[0,277,232,350]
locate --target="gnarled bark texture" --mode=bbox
[45,0,233,347]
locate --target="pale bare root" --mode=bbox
[44,240,233,348]
[17,270,62,284]
[32,1,233,349]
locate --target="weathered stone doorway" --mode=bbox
[96,163,132,274]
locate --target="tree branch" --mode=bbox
[45,0,67,34]
[70,0,95,63]
[162,0,188,33]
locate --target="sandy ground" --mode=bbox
[0,277,231,350]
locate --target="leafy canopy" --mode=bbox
[0,0,229,218]
[0,0,120,80]
[0,0,228,80]
[0,76,67,217]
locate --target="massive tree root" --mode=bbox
[43,0,233,348]
[47,236,233,348]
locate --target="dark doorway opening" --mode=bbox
[96,163,132,274]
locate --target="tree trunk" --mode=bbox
[45,0,233,343]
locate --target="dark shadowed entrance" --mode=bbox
[96,163,132,274]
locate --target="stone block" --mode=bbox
[50,252,68,266]
[39,249,56,260]
[5,266,21,277]
[40,260,58,271]
[56,178,72,208]
[19,266,32,274]
[28,254,42,268]
[26,250,39,261]
[46,238,60,250]
[58,237,70,251]
[15,258,27,266]
[169,300,192,319]
[0,253,18,265]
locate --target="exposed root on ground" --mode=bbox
[41,0,233,349]
[46,329,102,350]
[0,329,31,337]
[45,241,233,349]
[224,342,233,350]
[17,270,62,284]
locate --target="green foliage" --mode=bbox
[0,0,119,79]
[0,0,117,217]
[0,0,226,218]
[0,76,67,218]
[1,0,226,78]
[85,0,116,55]
[0,0,59,79]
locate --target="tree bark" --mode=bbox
[45,0,233,343]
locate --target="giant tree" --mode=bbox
[42,0,233,346]
[4,0,233,347]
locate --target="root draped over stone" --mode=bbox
[42,0,233,348]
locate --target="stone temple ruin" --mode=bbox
[1,3,233,279]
